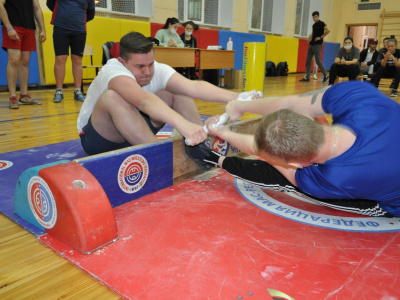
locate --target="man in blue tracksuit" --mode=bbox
[47,0,95,102]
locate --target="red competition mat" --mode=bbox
[40,169,400,299]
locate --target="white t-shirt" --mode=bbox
[77,58,176,132]
[365,48,374,63]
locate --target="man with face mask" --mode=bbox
[328,36,360,85]
[359,38,379,76]
[155,17,184,48]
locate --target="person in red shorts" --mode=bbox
[0,0,46,109]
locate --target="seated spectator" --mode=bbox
[177,20,199,79]
[378,36,396,88]
[371,38,400,97]
[155,17,184,48]
[359,38,378,76]
[378,37,390,56]
[328,36,360,85]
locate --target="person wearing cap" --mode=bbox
[178,20,199,79]
[359,38,379,76]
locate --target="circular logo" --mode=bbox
[235,178,400,233]
[211,137,230,155]
[28,176,57,229]
[118,154,149,194]
[0,160,13,170]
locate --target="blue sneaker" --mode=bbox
[74,90,85,102]
[53,90,64,102]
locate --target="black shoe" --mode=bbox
[390,89,398,97]
[204,150,222,168]
[323,75,329,83]
[184,139,213,170]
[390,81,395,89]
[299,77,309,82]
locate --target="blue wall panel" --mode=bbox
[218,31,265,70]
[322,42,341,71]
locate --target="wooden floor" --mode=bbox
[0,74,397,299]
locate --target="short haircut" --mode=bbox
[344,36,353,43]
[312,11,319,16]
[119,32,154,61]
[254,109,325,163]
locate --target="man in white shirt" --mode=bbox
[359,38,378,76]
[77,31,256,169]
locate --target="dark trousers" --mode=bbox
[305,44,327,78]
[371,66,400,90]
[222,156,394,217]
[328,63,360,84]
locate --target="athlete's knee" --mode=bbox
[71,55,83,64]
[97,90,135,113]
[157,89,174,104]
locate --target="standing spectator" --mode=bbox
[0,0,46,109]
[371,38,400,97]
[178,20,198,79]
[46,0,96,103]
[359,38,378,76]
[328,36,360,85]
[299,11,329,83]
[155,17,184,48]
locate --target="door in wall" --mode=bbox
[348,25,378,51]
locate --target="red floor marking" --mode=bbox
[40,169,400,299]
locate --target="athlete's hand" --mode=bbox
[181,122,207,146]
[224,100,246,122]
[205,115,230,137]
[39,31,46,42]
[7,29,20,41]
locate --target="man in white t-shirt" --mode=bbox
[77,31,255,169]
[359,38,378,76]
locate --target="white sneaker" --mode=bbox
[313,75,318,80]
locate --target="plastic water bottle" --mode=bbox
[227,37,233,50]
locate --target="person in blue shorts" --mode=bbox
[200,81,400,217]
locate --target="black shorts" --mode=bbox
[79,111,162,156]
[53,26,87,56]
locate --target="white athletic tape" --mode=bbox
[237,89,263,101]
[185,90,262,146]
[185,113,230,146]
